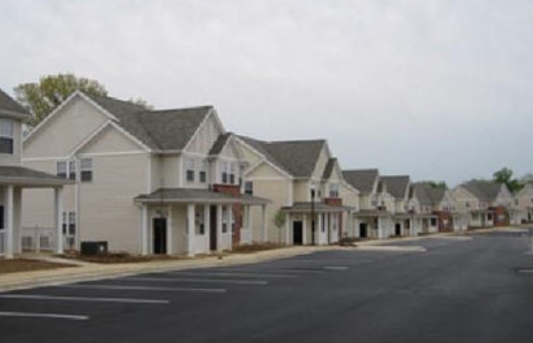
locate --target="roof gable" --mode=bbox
[381,175,410,199]
[0,88,31,120]
[342,169,379,193]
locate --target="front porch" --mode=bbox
[469,209,494,228]
[354,210,394,239]
[134,188,270,256]
[0,166,71,259]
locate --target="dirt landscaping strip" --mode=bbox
[0,258,75,275]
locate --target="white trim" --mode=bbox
[22,156,69,162]
[108,121,151,152]
[182,108,221,153]
[178,155,184,187]
[76,151,148,158]
[245,176,290,181]
[245,160,292,179]
[146,154,152,193]
[67,121,111,157]
[287,178,293,206]
[235,136,293,178]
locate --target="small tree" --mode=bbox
[493,167,523,193]
[273,210,286,244]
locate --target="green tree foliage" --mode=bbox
[15,74,108,126]
[493,167,523,193]
[420,181,448,190]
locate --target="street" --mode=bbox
[1,231,533,343]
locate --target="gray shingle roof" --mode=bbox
[462,180,502,202]
[85,93,212,151]
[322,158,336,179]
[281,202,353,213]
[381,175,410,199]
[0,166,71,186]
[342,169,378,193]
[411,183,446,207]
[0,88,31,119]
[135,188,270,205]
[209,133,231,155]
[238,135,326,178]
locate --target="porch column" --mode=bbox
[285,213,291,245]
[216,205,223,253]
[186,204,195,257]
[261,204,268,243]
[325,213,330,244]
[317,213,323,245]
[204,205,211,250]
[246,205,253,242]
[5,185,14,259]
[377,217,383,239]
[141,204,148,255]
[54,187,64,255]
[166,205,173,255]
[226,205,233,251]
[302,215,307,245]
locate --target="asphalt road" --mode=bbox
[1,230,533,343]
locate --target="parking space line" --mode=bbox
[0,294,169,304]
[125,277,268,285]
[58,284,227,293]
[0,311,89,321]
[167,271,298,278]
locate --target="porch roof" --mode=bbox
[354,209,392,218]
[281,202,354,214]
[395,212,437,219]
[0,166,72,187]
[134,188,271,205]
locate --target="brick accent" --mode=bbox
[490,206,509,226]
[213,184,242,244]
[324,198,342,206]
[433,211,453,232]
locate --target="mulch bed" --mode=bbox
[0,258,74,275]
[57,252,192,264]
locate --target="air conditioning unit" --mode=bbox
[80,241,108,255]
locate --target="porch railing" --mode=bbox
[21,227,55,252]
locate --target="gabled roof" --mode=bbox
[238,135,326,178]
[461,180,502,202]
[0,88,31,120]
[322,158,336,179]
[342,169,379,193]
[411,183,445,206]
[381,175,410,199]
[85,93,212,151]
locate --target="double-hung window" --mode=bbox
[68,161,77,180]
[186,158,195,182]
[199,160,207,183]
[221,161,229,184]
[329,183,339,198]
[57,161,68,179]
[80,158,93,182]
[244,181,253,195]
[0,120,14,155]
[68,212,76,235]
[229,162,236,185]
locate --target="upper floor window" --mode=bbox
[221,161,230,184]
[80,158,93,182]
[229,162,236,185]
[186,158,195,182]
[0,119,14,155]
[244,181,253,195]
[68,161,77,180]
[57,161,68,179]
[329,183,339,198]
[199,160,207,183]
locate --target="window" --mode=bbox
[186,158,195,182]
[199,160,207,183]
[68,212,76,235]
[196,207,205,235]
[222,207,228,233]
[80,158,93,182]
[321,215,326,232]
[57,161,67,179]
[0,120,14,154]
[229,162,236,185]
[465,202,470,209]
[244,181,253,195]
[430,218,437,226]
[221,162,229,184]
[68,161,77,180]
[329,183,339,198]
[62,212,68,234]
[0,205,4,229]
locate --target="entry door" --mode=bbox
[210,206,217,251]
[293,221,303,245]
[153,218,167,254]
[395,223,401,236]
[359,223,368,238]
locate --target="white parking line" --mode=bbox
[125,277,268,285]
[167,271,298,278]
[0,294,169,304]
[58,284,227,293]
[0,311,89,321]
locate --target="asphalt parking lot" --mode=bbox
[1,230,533,343]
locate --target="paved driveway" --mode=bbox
[1,230,533,343]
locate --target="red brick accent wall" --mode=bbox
[433,211,453,232]
[213,184,242,244]
[491,206,509,226]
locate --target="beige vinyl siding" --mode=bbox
[0,119,22,166]
[310,145,330,180]
[78,125,145,154]
[239,141,262,166]
[150,155,161,191]
[77,153,148,253]
[186,113,222,155]
[293,180,310,202]
[160,155,180,188]
[24,96,108,158]
[339,183,358,209]
[453,187,479,212]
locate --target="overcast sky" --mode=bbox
[1,0,532,186]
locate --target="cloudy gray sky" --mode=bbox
[1,0,532,186]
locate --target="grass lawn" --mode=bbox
[0,258,74,275]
